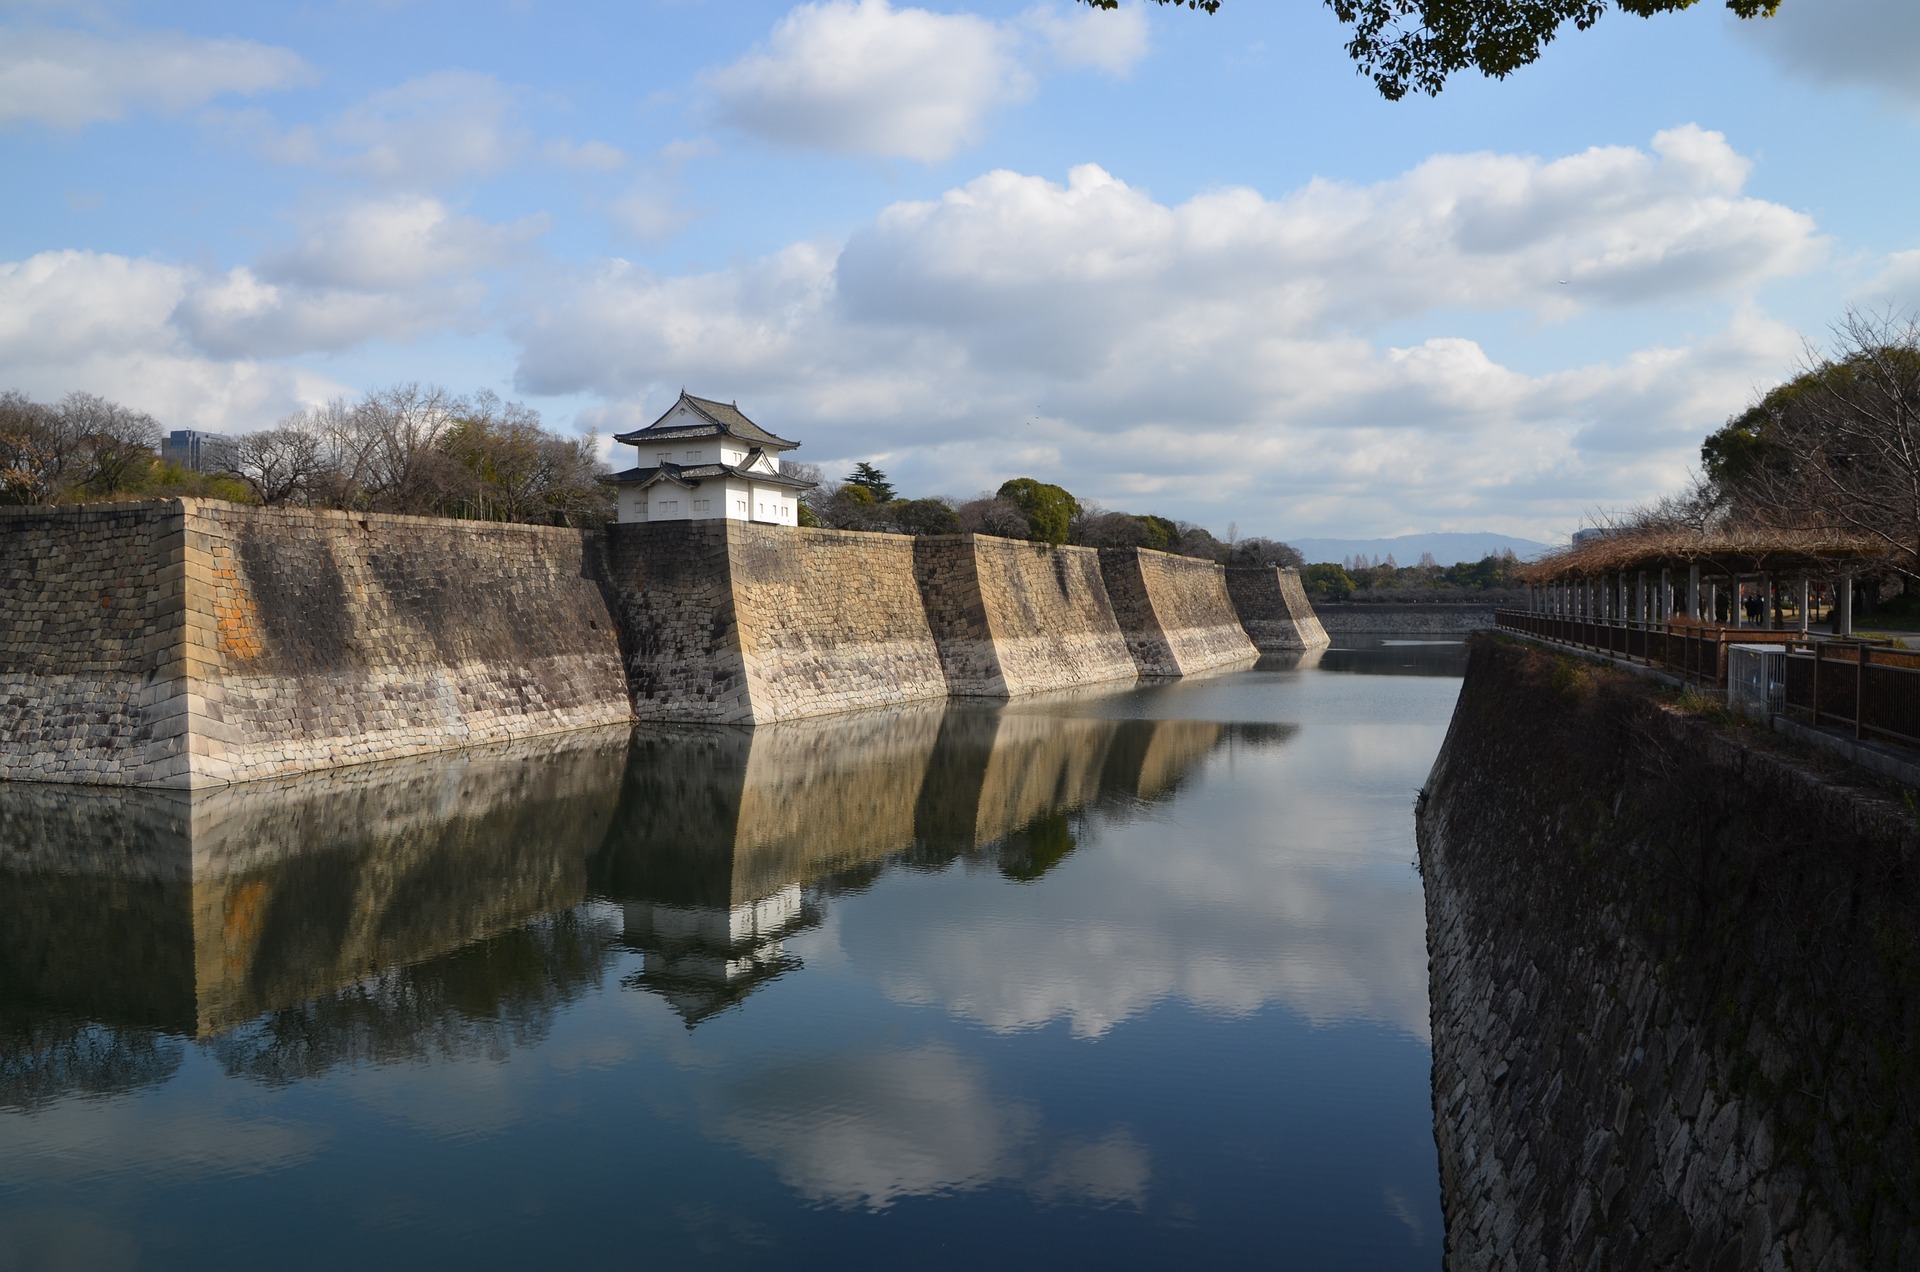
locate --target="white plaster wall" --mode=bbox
[617,488,647,523]
[749,481,796,524]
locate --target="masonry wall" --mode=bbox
[1102,548,1259,675]
[1225,566,1331,652]
[0,503,192,786]
[728,523,950,722]
[1315,602,1494,635]
[915,535,1136,697]
[188,502,631,783]
[1420,634,1920,1270]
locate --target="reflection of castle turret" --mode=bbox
[594,703,1279,1023]
[0,730,629,1102]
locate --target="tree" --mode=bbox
[957,495,1033,538]
[1082,0,1780,100]
[996,478,1079,545]
[1705,309,1920,582]
[0,391,75,504]
[60,391,160,495]
[890,497,963,536]
[1226,537,1306,569]
[227,427,322,506]
[1302,563,1357,600]
[845,462,896,503]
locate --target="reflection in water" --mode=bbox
[1319,635,1469,677]
[0,666,1451,1266]
[0,703,1282,1087]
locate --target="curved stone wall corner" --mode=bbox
[1103,548,1258,676]
[1225,566,1331,652]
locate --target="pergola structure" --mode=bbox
[1518,530,1894,637]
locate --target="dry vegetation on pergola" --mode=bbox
[1521,528,1891,586]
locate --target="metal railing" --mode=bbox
[1781,641,1920,748]
[1493,610,1801,683]
[1495,610,1920,753]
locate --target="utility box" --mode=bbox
[1726,644,1786,720]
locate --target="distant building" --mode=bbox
[605,392,816,525]
[161,430,235,474]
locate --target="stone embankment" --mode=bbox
[0,500,629,788]
[1225,566,1331,652]
[2,502,1331,782]
[1100,548,1259,675]
[1420,634,1919,1270]
[1315,603,1494,635]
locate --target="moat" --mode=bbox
[0,636,1464,1270]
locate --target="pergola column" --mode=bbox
[1798,576,1810,634]
[1637,572,1648,623]
[1687,564,1701,619]
[1840,574,1854,636]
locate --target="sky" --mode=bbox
[3,0,1917,543]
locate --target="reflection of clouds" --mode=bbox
[709,1043,1147,1211]
[849,723,1437,1041]
[0,1094,325,1183]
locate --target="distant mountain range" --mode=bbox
[1285,533,1552,567]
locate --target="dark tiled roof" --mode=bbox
[613,391,801,449]
[602,454,817,491]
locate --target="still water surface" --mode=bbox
[0,637,1465,1269]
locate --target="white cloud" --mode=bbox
[320,70,529,188]
[706,1043,1149,1209]
[542,137,626,170]
[1852,248,1920,311]
[173,265,486,359]
[1732,0,1920,108]
[1023,1,1150,76]
[0,28,309,128]
[704,0,1033,162]
[514,130,1820,536]
[260,196,544,290]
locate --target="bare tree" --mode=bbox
[0,391,76,504]
[956,495,1031,538]
[1715,308,1920,579]
[227,427,323,506]
[58,391,160,494]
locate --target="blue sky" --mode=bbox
[4,0,1916,542]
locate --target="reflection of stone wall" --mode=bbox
[0,500,632,787]
[0,729,629,1037]
[1422,635,1920,1269]
[1225,567,1330,652]
[1102,549,1259,676]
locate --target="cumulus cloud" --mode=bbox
[259,196,545,290]
[706,1043,1149,1209]
[253,70,533,189]
[0,28,309,128]
[1732,0,1920,108]
[513,129,1819,535]
[173,265,486,359]
[1023,1,1151,75]
[704,0,1034,162]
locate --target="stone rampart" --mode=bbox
[1225,567,1331,652]
[0,502,193,786]
[1,499,631,787]
[1315,602,1494,635]
[1101,548,1259,675]
[915,535,1136,696]
[1421,634,1919,1269]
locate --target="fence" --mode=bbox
[1780,641,1920,748]
[1492,611,1801,683]
[1494,610,1920,753]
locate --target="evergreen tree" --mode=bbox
[845,462,896,503]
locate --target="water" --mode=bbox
[0,637,1466,1270]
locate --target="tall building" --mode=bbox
[160,429,235,474]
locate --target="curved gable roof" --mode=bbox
[613,391,800,450]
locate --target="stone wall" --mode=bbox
[1102,548,1259,675]
[1315,603,1494,635]
[0,502,194,786]
[1225,566,1331,651]
[1420,634,1919,1270]
[1,499,631,787]
[916,535,1137,697]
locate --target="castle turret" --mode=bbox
[604,392,816,525]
